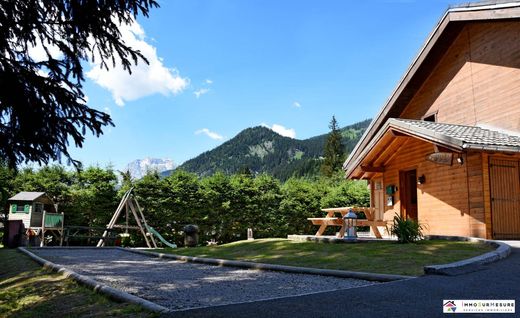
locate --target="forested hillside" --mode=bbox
[174,119,371,180]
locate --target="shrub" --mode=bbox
[391,213,423,243]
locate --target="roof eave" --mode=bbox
[344,119,466,179]
[464,143,520,153]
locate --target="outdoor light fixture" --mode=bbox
[343,209,358,240]
[457,156,464,165]
[417,175,426,184]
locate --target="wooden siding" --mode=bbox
[380,138,477,237]
[400,21,520,132]
[8,205,32,229]
[482,153,493,238]
[466,152,486,238]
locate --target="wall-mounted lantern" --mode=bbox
[417,174,426,185]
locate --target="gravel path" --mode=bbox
[33,248,378,311]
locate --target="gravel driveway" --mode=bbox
[33,248,378,311]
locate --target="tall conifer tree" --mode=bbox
[321,116,344,177]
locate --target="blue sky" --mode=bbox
[71,0,456,170]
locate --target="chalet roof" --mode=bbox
[8,192,46,201]
[343,1,520,174]
[392,119,520,150]
[344,119,520,178]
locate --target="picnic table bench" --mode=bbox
[307,207,388,239]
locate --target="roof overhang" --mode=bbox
[346,118,520,179]
[343,1,520,176]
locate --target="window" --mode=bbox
[34,203,43,213]
[11,203,30,213]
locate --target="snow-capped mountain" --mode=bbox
[125,158,176,179]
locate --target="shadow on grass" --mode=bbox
[0,248,156,318]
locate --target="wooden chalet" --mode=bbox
[343,1,520,239]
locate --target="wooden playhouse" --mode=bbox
[7,192,64,246]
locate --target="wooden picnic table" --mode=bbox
[307,207,388,239]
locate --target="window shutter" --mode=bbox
[11,204,17,213]
[24,204,30,213]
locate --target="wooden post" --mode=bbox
[59,212,65,246]
[482,153,493,239]
[134,199,157,248]
[127,199,152,248]
[40,210,46,247]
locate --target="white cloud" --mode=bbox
[205,79,213,84]
[86,19,188,106]
[195,128,224,140]
[28,37,63,62]
[194,88,210,99]
[293,101,301,108]
[260,123,296,138]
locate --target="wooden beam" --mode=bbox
[112,224,141,230]
[369,138,401,166]
[127,199,153,248]
[373,137,406,166]
[361,165,385,173]
[390,130,409,137]
[433,144,453,153]
[382,139,410,166]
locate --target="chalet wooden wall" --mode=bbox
[400,21,520,132]
[466,152,486,238]
[380,138,488,237]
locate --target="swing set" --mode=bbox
[97,188,176,248]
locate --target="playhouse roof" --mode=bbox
[8,192,47,201]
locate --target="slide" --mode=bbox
[146,225,177,249]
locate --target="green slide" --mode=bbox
[146,225,177,248]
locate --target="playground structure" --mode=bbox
[4,189,176,248]
[97,188,177,249]
[7,192,64,247]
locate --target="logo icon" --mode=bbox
[444,300,457,313]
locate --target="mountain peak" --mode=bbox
[125,158,176,179]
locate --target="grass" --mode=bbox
[158,238,494,276]
[0,248,156,318]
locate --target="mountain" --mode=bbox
[168,119,371,180]
[125,158,176,179]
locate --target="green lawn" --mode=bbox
[159,238,493,276]
[0,248,155,318]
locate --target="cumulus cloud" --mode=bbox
[205,79,213,84]
[293,101,301,108]
[86,19,188,106]
[261,123,296,138]
[195,128,224,140]
[194,88,209,99]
